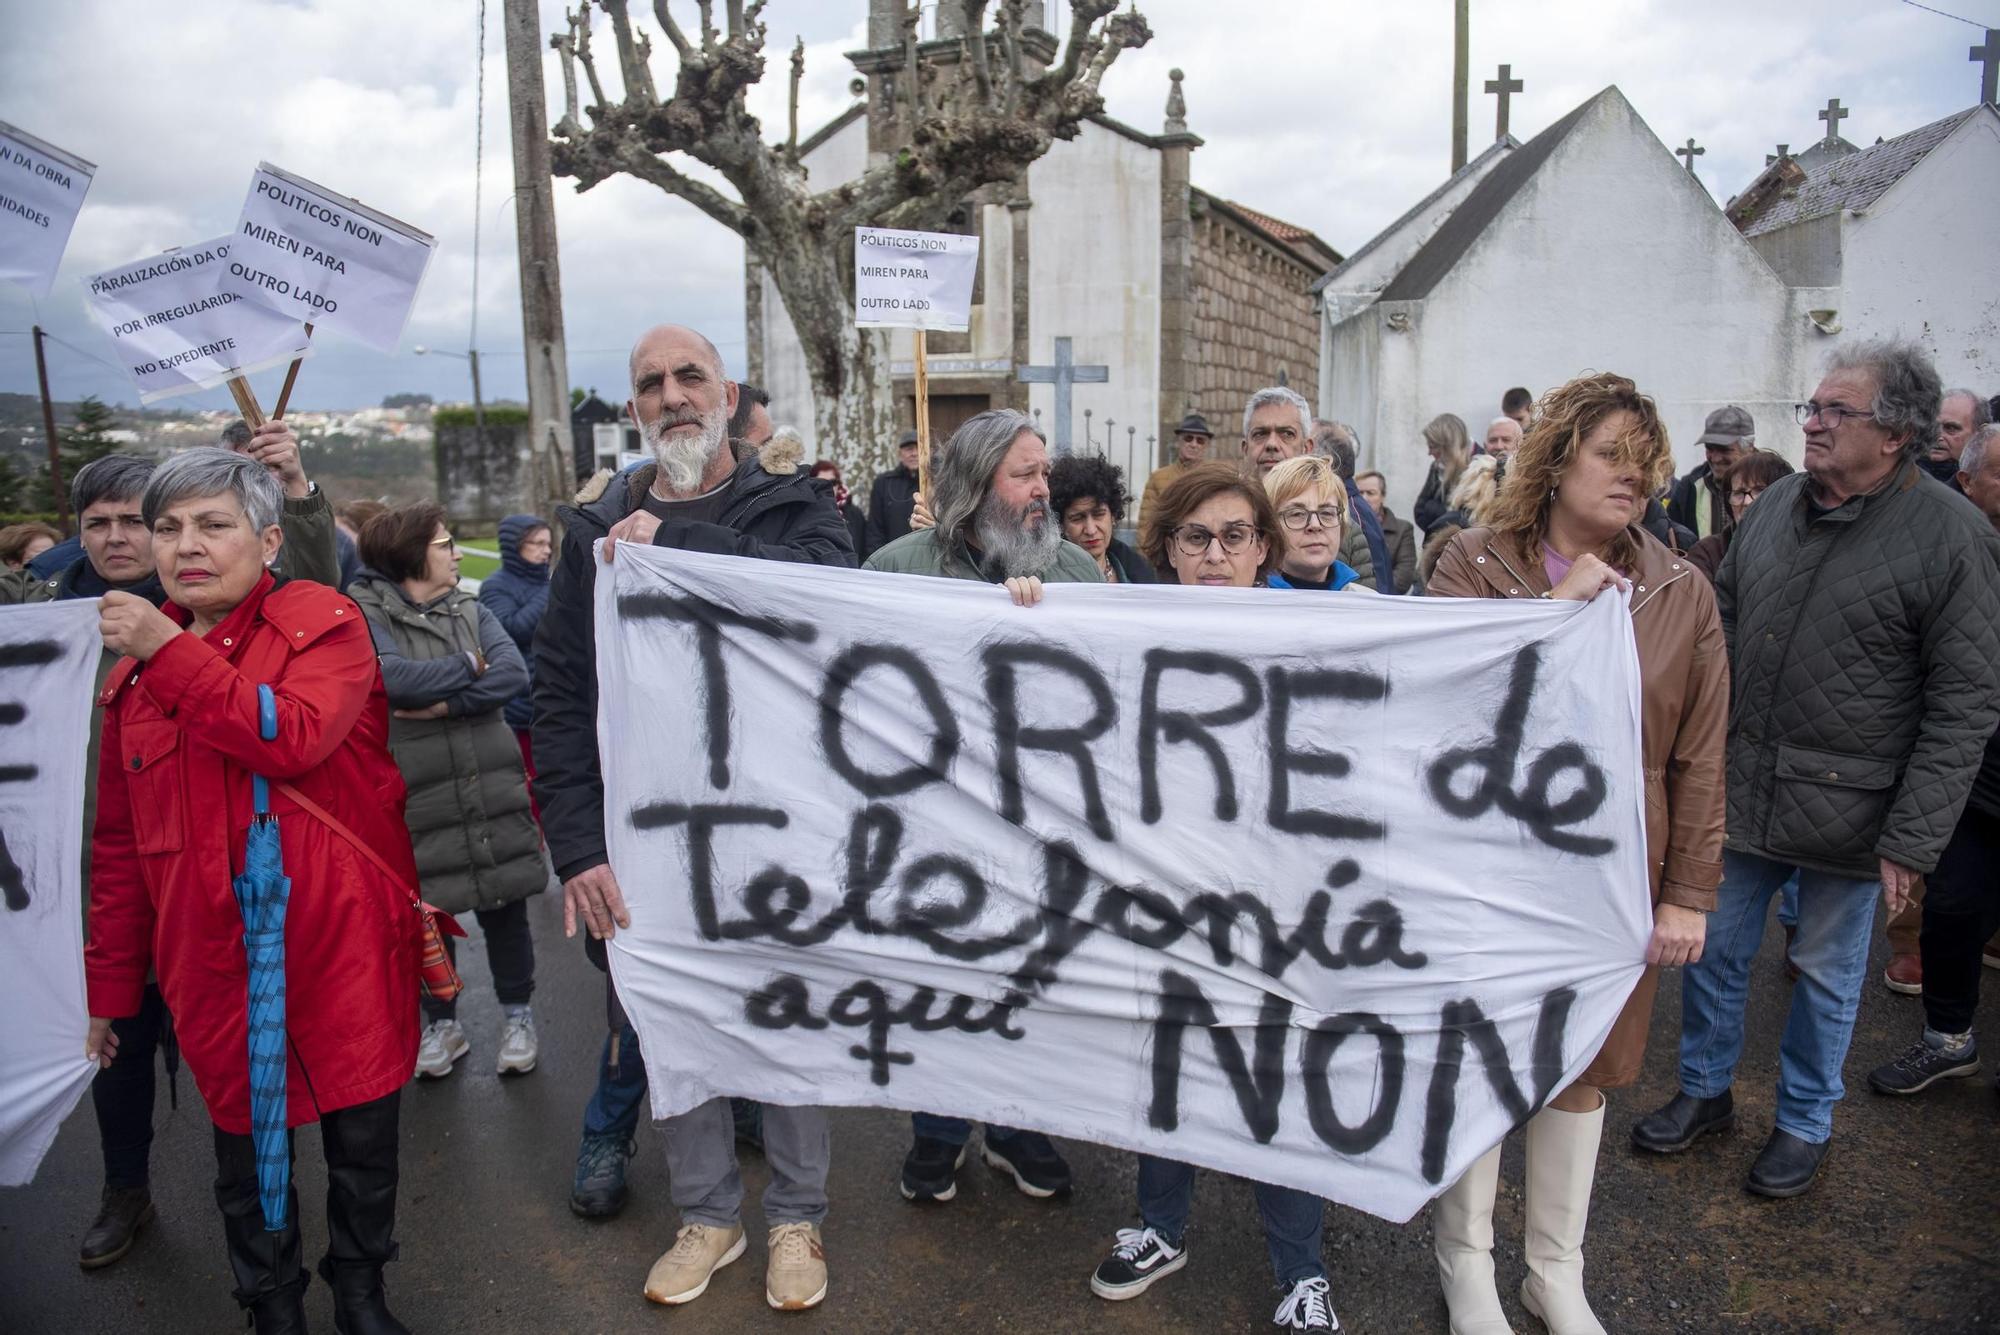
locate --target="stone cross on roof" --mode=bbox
[1766,143,1790,166]
[1819,97,1849,146]
[1973,29,1999,107]
[1677,138,1705,172]
[1484,64,1523,140]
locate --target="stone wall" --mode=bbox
[1188,209,1324,460]
[435,420,532,527]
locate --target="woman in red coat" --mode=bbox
[86,447,421,1335]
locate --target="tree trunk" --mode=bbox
[764,238,897,483]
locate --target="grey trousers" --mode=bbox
[659,1096,830,1228]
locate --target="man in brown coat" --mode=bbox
[1138,413,1213,531]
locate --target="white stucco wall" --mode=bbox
[1328,90,1816,514]
[1838,108,2000,396]
[1026,120,1161,492]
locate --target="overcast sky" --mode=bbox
[3,0,1992,418]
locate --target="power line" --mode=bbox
[1900,0,1994,29]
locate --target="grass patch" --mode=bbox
[458,553,499,582]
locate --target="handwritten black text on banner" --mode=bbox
[596,547,1651,1224]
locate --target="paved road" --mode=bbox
[4,889,1995,1334]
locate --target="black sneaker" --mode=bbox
[899,1135,968,1202]
[1273,1276,1340,1330]
[1868,1034,1980,1095]
[981,1129,1072,1198]
[1090,1226,1187,1300]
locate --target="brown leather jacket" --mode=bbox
[1428,525,1729,1086]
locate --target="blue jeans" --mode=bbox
[582,1020,648,1139]
[1679,849,1880,1143]
[910,1113,1022,1146]
[1136,1154,1326,1287]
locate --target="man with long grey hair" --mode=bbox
[1634,338,2000,1198]
[533,323,853,1313]
[866,408,1100,590]
[863,407,1097,1204]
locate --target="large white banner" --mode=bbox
[218,163,434,353]
[597,547,1651,1223]
[0,603,104,1186]
[85,237,314,403]
[0,120,95,300]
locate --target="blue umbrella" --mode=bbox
[231,684,291,1232]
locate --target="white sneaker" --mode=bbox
[497,1009,539,1075]
[414,1018,469,1078]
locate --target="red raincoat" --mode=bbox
[87,573,420,1134]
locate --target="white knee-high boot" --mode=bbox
[1520,1096,1607,1335]
[1433,1144,1516,1334]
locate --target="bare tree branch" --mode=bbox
[724,0,744,37]
[608,141,750,234]
[1043,0,1118,97]
[652,0,692,56]
[787,36,804,154]
[550,22,583,135]
[570,4,611,118]
[696,0,717,51]
[600,0,658,106]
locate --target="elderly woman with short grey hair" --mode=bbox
[86,446,423,1332]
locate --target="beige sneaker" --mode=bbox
[643,1222,746,1305]
[765,1221,828,1311]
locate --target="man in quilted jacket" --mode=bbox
[1632,339,2000,1198]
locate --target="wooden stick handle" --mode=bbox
[914,329,931,503]
[271,322,314,419]
[226,376,266,429]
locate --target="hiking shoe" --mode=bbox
[78,1184,154,1270]
[497,1009,538,1075]
[765,1222,827,1311]
[1883,953,1923,996]
[1869,1032,1980,1095]
[981,1129,1072,1198]
[414,1018,469,1079]
[1274,1276,1340,1330]
[1090,1226,1187,1300]
[898,1136,967,1202]
[644,1223,746,1305]
[570,1132,636,1219]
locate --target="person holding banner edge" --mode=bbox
[1425,373,1726,1335]
[1100,460,1338,1332]
[532,323,854,1314]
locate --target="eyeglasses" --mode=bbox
[1729,486,1766,504]
[1795,401,1871,429]
[1171,523,1259,557]
[430,534,458,551]
[1277,505,1343,532]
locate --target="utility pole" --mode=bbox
[1451,0,1470,172]
[31,326,69,531]
[502,0,575,524]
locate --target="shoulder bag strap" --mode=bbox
[274,780,421,909]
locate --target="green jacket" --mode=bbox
[349,572,549,916]
[1716,462,2000,877]
[1337,524,1378,591]
[863,528,1105,584]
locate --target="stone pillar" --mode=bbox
[1007,195,1032,413]
[1156,69,1204,467]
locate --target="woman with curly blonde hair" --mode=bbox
[1423,373,1729,1335]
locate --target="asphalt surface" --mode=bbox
[4,888,1995,1335]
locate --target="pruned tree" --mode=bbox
[548,0,1151,475]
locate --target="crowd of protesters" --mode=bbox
[16,320,1999,1335]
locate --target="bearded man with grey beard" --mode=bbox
[862,407,1099,1206]
[530,324,854,1315]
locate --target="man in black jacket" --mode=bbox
[862,429,922,555]
[533,324,853,1313]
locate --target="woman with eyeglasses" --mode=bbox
[1262,456,1369,592]
[351,502,551,1082]
[1099,461,1339,1333]
[1684,448,1796,581]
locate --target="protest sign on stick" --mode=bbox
[596,546,1653,1223]
[0,120,95,300]
[218,163,435,417]
[0,603,108,1186]
[84,238,312,405]
[854,227,980,496]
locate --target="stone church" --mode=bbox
[750,3,1338,494]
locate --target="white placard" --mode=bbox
[217,163,434,353]
[85,238,313,403]
[0,602,106,1186]
[0,120,95,300]
[854,227,980,331]
[596,546,1653,1224]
